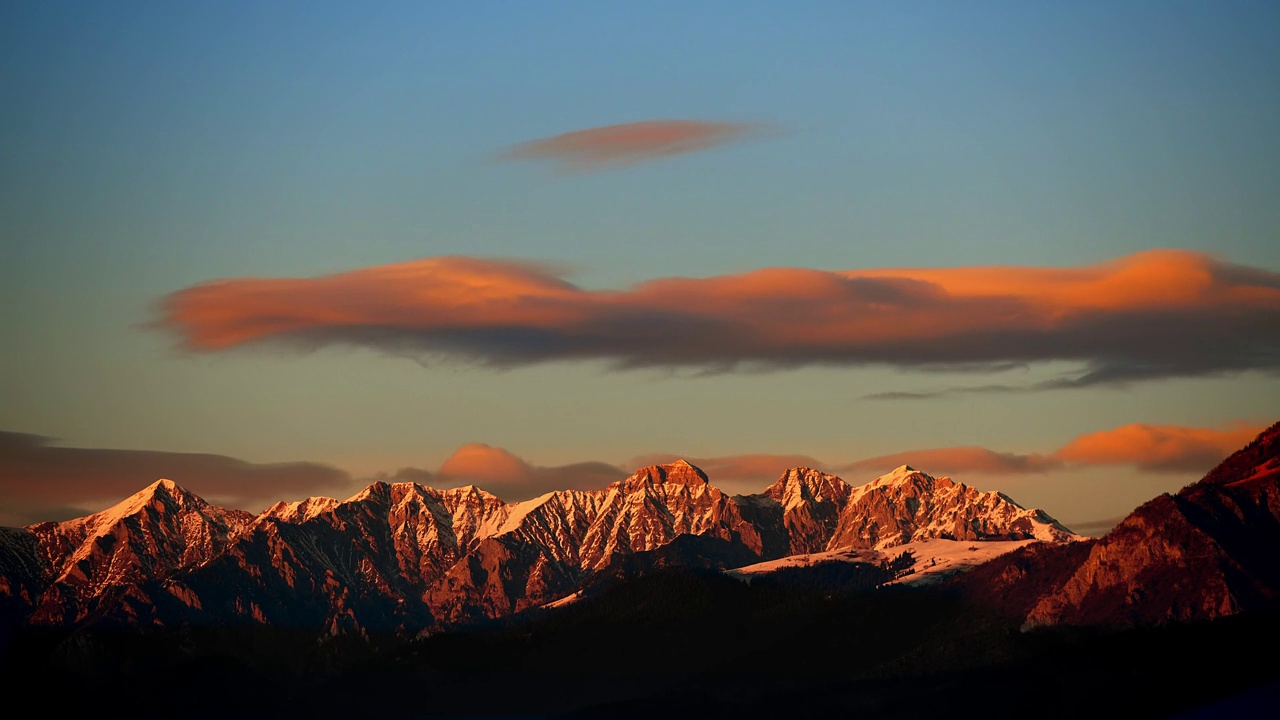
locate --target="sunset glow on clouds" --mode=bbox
[1053,422,1268,473]
[158,250,1280,389]
[500,119,759,171]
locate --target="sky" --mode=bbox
[2,1,1278,531]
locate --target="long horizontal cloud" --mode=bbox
[500,119,759,171]
[655,420,1271,484]
[840,447,1064,476]
[156,250,1280,389]
[0,431,354,526]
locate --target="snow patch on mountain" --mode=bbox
[728,537,1042,585]
[728,547,883,576]
[888,538,1041,585]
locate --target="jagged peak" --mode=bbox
[765,467,851,504]
[388,481,437,503]
[125,478,199,504]
[259,495,340,524]
[865,464,953,489]
[52,478,214,538]
[618,459,711,493]
[445,483,494,498]
[779,466,831,480]
[345,481,392,503]
[120,477,202,509]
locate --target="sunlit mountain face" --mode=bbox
[3,2,1279,718]
[1,460,1079,631]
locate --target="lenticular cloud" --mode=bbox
[157,249,1280,389]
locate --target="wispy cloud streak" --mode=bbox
[839,447,1063,476]
[0,431,353,525]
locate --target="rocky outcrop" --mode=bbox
[826,465,1077,550]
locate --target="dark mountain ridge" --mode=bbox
[959,420,1280,628]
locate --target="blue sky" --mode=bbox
[2,1,1277,527]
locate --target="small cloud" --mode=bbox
[499,119,765,172]
[439,443,535,483]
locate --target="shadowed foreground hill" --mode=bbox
[959,420,1280,628]
[4,567,1277,719]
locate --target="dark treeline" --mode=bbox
[3,562,1278,718]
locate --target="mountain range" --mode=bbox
[1,457,1076,634]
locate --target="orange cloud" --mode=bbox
[438,443,535,482]
[840,447,1062,476]
[1052,421,1269,473]
[500,119,759,171]
[157,250,1280,389]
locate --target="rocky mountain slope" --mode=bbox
[825,465,1078,550]
[0,460,1075,633]
[961,421,1280,628]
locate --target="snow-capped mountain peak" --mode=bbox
[768,467,850,501]
[829,465,1074,550]
[260,495,340,524]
